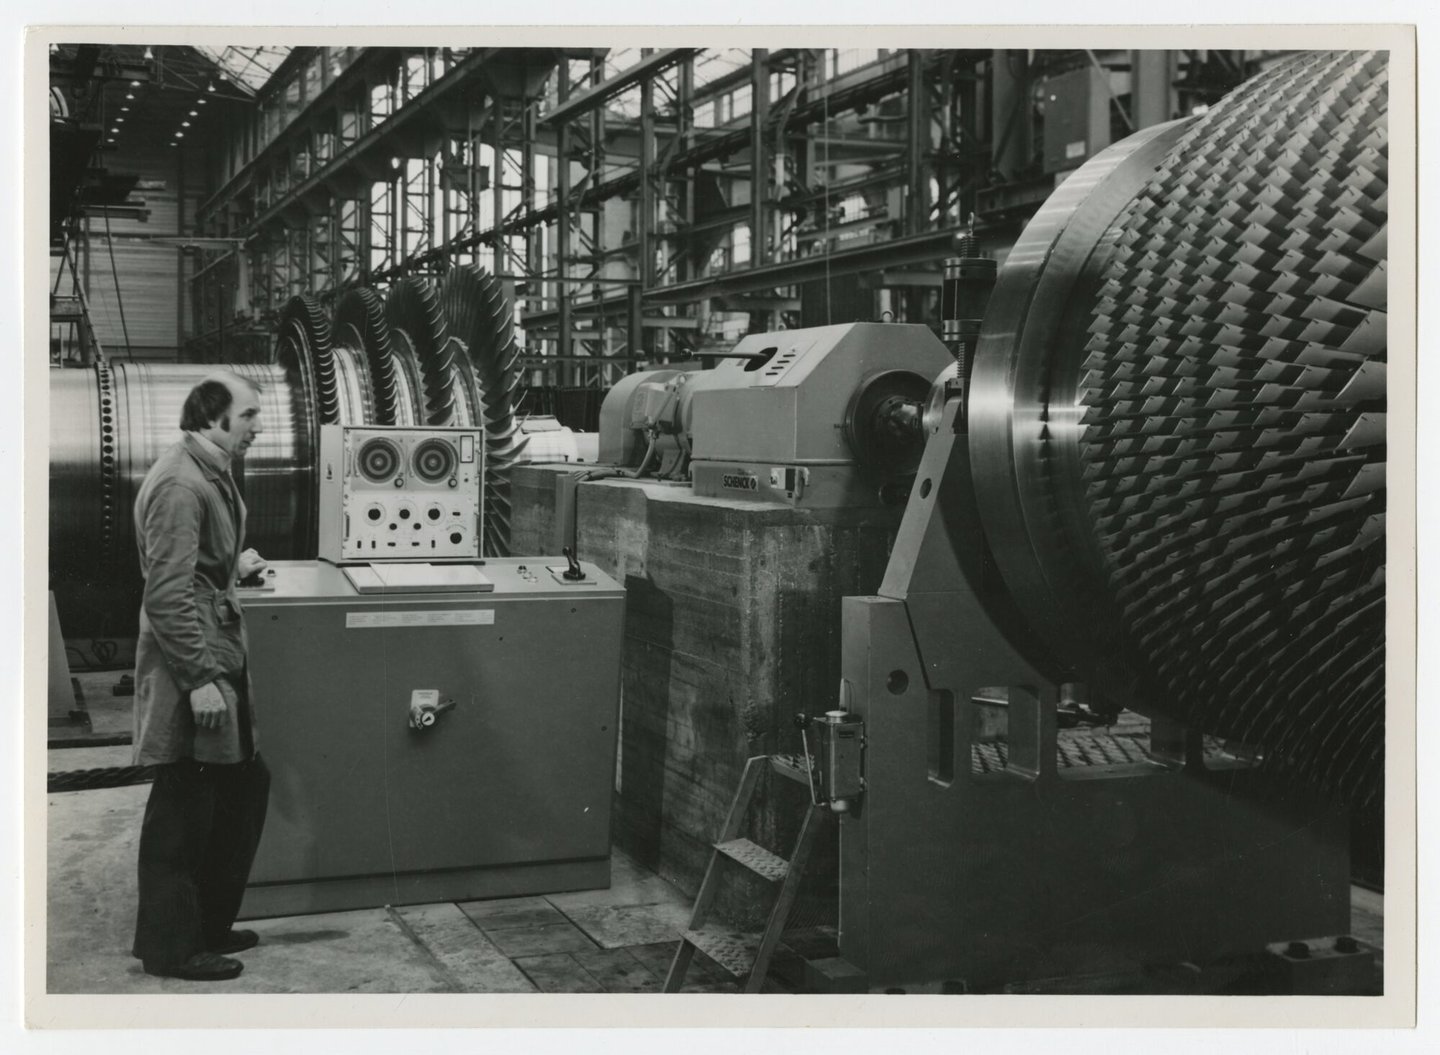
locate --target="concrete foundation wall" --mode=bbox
[511,464,903,922]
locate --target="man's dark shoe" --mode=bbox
[206,929,260,955]
[143,951,244,981]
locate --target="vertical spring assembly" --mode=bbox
[941,232,997,432]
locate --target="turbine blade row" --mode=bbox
[1076,50,1387,807]
[267,270,534,560]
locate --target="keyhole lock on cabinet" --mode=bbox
[408,689,457,730]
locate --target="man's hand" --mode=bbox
[190,682,228,729]
[237,548,267,579]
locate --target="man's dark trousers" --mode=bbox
[131,753,271,968]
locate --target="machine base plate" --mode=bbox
[239,857,612,920]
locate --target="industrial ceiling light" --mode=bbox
[120,106,129,112]
[143,47,154,61]
[175,131,185,138]
[207,81,216,93]
[181,121,190,128]
[130,80,140,87]
[125,93,134,100]
[197,97,207,105]
[188,110,197,116]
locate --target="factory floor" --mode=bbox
[46,671,748,995]
[47,671,1385,995]
[48,787,733,995]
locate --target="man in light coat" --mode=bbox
[130,372,271,981]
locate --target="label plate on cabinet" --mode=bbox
[345,609,496,629]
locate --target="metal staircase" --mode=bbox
[663,754,830,993]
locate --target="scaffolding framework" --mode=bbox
[187,46,1267,373]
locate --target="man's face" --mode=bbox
[210,383,263,458]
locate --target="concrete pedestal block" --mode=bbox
[511,464,903,922]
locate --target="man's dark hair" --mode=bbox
[179,380,234,432]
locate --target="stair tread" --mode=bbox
[714,837,789,881]
[684,925,771,980]
[667,754,821,993]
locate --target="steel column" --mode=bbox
[491,99,506,274]
[589,52,605,386]
[522,98,537,282]
[677,54,695,285]
[1130,49,1174,129]
[750,49,770,268]
[638,54,656,358]
[176,144,187,349]
[555,61,573,382]
[627,285,642,362]
[990,49,1032,182]
[906,49,929,236]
